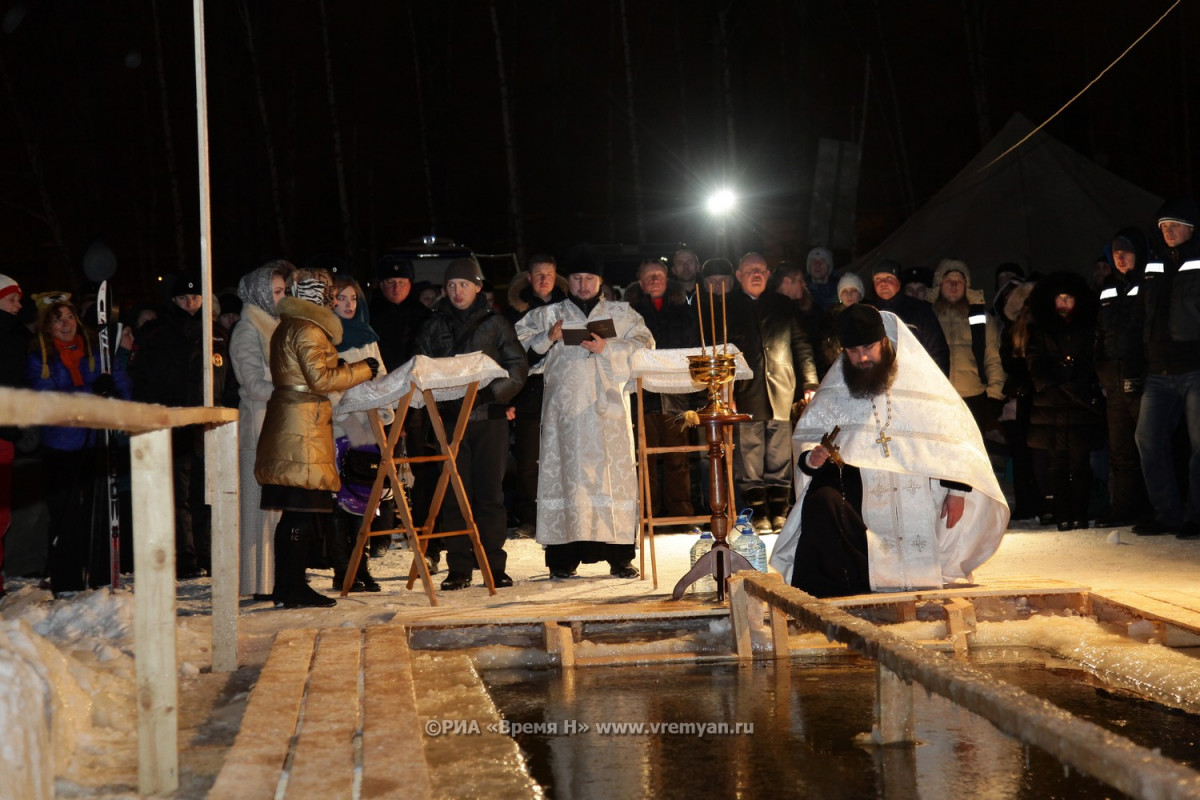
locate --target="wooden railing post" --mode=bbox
[206,420,239,673]
[130,428,179,795]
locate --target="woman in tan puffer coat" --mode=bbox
[255,269,378,608]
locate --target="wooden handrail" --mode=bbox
[1,385,239,796]
[735,573,1200,800]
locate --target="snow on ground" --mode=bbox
[1,523,1198,798]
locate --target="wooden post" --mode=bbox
[543,622,576,668]
[206,420,239,673]
[131,428,179,795]
[729,574,754,659]
[944,597,977,656]
[873,664,915,745]
[769,605,790,659]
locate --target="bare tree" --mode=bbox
[673,10,691,170]
[618,0,645,243]
[238,0,289,253]
[489,1,525,258]
[871,0,915,216]
[407,4,437,233]
[317,0,354,258]
[0,57,68,272]
[961,0,992,146]
[151,0,187,270]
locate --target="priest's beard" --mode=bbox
[843,340,898,399]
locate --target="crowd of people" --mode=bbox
[1,194,1198,603]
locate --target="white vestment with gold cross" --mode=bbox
[770,311,1010,591]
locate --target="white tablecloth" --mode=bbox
[335,353,508,415]
[629,346,753,394]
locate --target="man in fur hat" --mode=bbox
[929,258,1004,431]
[770,304,1009,598]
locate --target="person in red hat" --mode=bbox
[0,274,29,598]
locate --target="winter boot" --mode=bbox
[273,512,336,608]
[328,509,378,591]
[766,486,792,531]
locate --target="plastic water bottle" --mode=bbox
[689,528,717,593]
[731,508,768,572]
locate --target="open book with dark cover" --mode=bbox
[562,317,618,345]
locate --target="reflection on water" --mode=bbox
[484,653,1199,800]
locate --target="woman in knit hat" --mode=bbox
[254,268,379,608]
[26,295,132,593]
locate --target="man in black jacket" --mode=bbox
[772,260,833,379]
[1095,228,1150,527]
[870,259,950,376]
[726,252,819,531]
[370,254,431,372]
[131,272,229,578]
[415,258,528,590]
[504,254,566,538]
[629,258,699,520]
[369,253,435,555]
[1129,197,1200,539]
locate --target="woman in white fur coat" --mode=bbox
[229,260,291,596]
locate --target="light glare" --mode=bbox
[707,189,736,215]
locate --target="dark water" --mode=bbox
[484,653,1200,800]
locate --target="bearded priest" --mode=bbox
[769,304,1009,598]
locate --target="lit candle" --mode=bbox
[721,282,728,355]
[709,284,717,356]
[696,287,706,355]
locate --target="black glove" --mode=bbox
[362,357,380,379]
[91,373,118,398]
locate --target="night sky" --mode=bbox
[1,0,1195,304]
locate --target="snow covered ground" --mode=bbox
[2,522,1198,798]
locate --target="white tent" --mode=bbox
[846,114,1162,292]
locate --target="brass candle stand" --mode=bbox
[671,351,753,602]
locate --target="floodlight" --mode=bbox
[706,189,737,216]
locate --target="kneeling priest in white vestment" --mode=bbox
[769,304,1009,597]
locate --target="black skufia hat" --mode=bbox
[564,243,605,278]
[836,303,887,348]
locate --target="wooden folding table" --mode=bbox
[629,346,753,588]
[337,354,509,605]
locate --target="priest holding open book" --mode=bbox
[515,244,655,580]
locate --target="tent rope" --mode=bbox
[976,0,1181,174]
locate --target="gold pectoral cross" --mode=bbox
[876,431,892,457]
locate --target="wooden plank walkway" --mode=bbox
[828,577,1089,608]
[1089,588,1200,646]
[209,626,433,800]
[214,580,1200,798]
